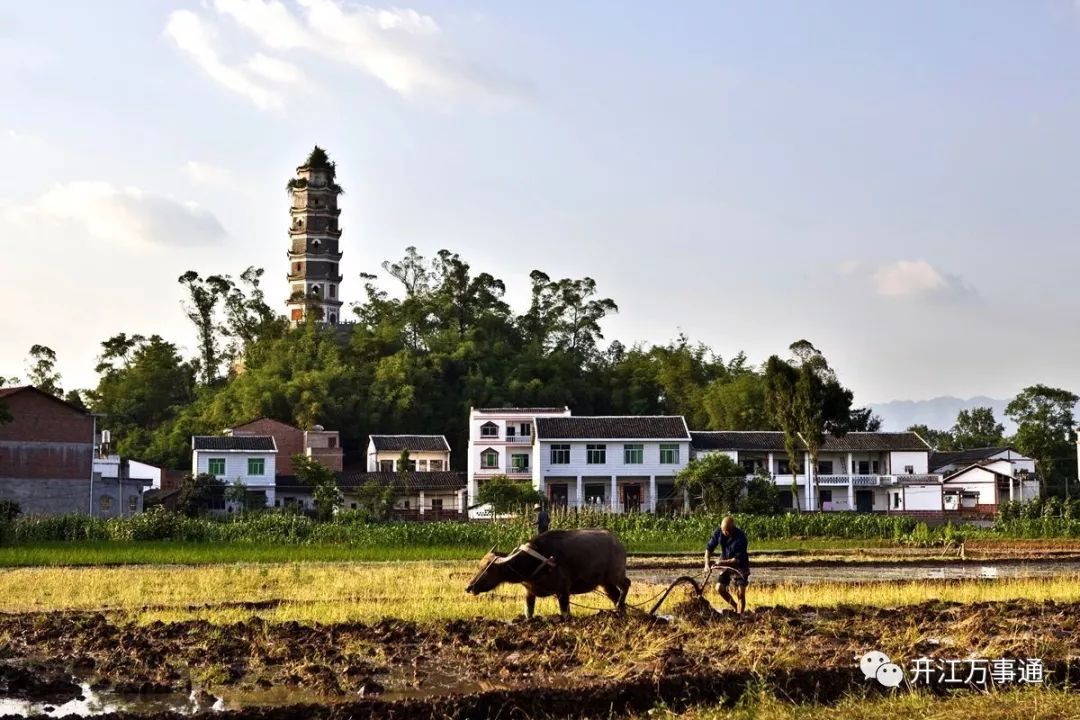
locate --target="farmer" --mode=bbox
[705,515,750,614]
[536,503,550,534]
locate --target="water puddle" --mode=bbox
[632,560,1080,586]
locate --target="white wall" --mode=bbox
[945,467,998,505]
[192,450,277,506]
[536,440,691,486]
[890,451,929,475]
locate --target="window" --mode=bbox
[430,459,444,471]
[550,444,570,464]
[481,449,499,469]
[100,495,113,512]
[777,459,802,475]
[128,495,138,512]
[623,444,644,464]
[659,444,680,464]
[417,459,428,471]
[480,422,498,438]
[379,460,393,472]
[511,454,530,471]
[329,285,336,298]
[248,458,265,476]
[857,460,881,475]
[207,458,225,475]
[431,498,443,512]
[586,444,607,464]
[904,465,915,475]
[820,489,833,503]
[817,460,834,475]
[407,460,417,471]
[328,437,337,449]
[521,423,532,437]
[506,425,516,439]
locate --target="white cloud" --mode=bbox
[870,259,975,301]
[169,0,527,109]
[165,10,300,110]
[7,181,226,249]
[183,161,234,188]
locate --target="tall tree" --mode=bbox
[26,345,62,397]
[951,407,1005,449]
[178,271,232,385]
[675,453,748,513]
[1006,385,1079,496]
[764,355,802,511]
[789,340,855,509]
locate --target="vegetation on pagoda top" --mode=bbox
[287,145,343,195]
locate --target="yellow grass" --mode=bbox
[0,562,1078,624]
[657,687,1079,720]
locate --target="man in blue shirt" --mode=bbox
[705,515,750,614]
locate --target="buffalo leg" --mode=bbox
[558,592,571,617]
[524,591,536,620]
[618,576,631,613]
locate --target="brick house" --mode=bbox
[0,386,96,515]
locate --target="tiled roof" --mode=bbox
[930,448,1013,472]
[691,431,787,451]
[335,470,466,491]
[0,385,92,415]
[369,435,451,452]
[818,432,929,452]
[192,436,277,452]
[475,407,568,415]
[535,416,690,440]
[689,431,930,453]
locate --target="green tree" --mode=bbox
[908,424,955,451]
[675,453,747,513]
[703,371,774,431]
[742,473,781,515]
[951,407,1005,449]
[26,345,62,397]
[175,473,224,517]
[294,454,340,520]
[765,355,803,512]
[224,478,250,513]
[178,271,233,385]
[1006,385,1079,497]
[789,340,855,510]
[476,475,541,519]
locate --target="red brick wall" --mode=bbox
[0,389,93,480]
[232,419,304,476]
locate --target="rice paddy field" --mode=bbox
[0,534,1079,719]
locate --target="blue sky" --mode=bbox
[3,1,1080,404]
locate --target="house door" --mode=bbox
[623,485,642,513]
[549,483,568,509]
[855,490,874,513]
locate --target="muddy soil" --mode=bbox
[1,598,1079,718]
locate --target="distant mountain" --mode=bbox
[869,396,1013,433]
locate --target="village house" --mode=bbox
[0,386,97,516]
[930,448,1040,515]
[690,430,943,515]
[533,416,692,513]
[191,434,277,509]
[366,435,451,472]
[466,406,571,517]
[338,466,467,520]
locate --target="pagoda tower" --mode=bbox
[286,146,344,324]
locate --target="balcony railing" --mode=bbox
[781,474,942,486]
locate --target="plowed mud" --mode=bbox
[1,598,1078,718]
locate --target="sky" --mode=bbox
[3,0,1080,406]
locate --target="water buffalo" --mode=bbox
[465,529,631,618]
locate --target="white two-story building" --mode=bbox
[533,416,692,513]
[466,407,570,516]
[930,448,1040,513]
[191,434,277,508]
[689,430,942,514]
